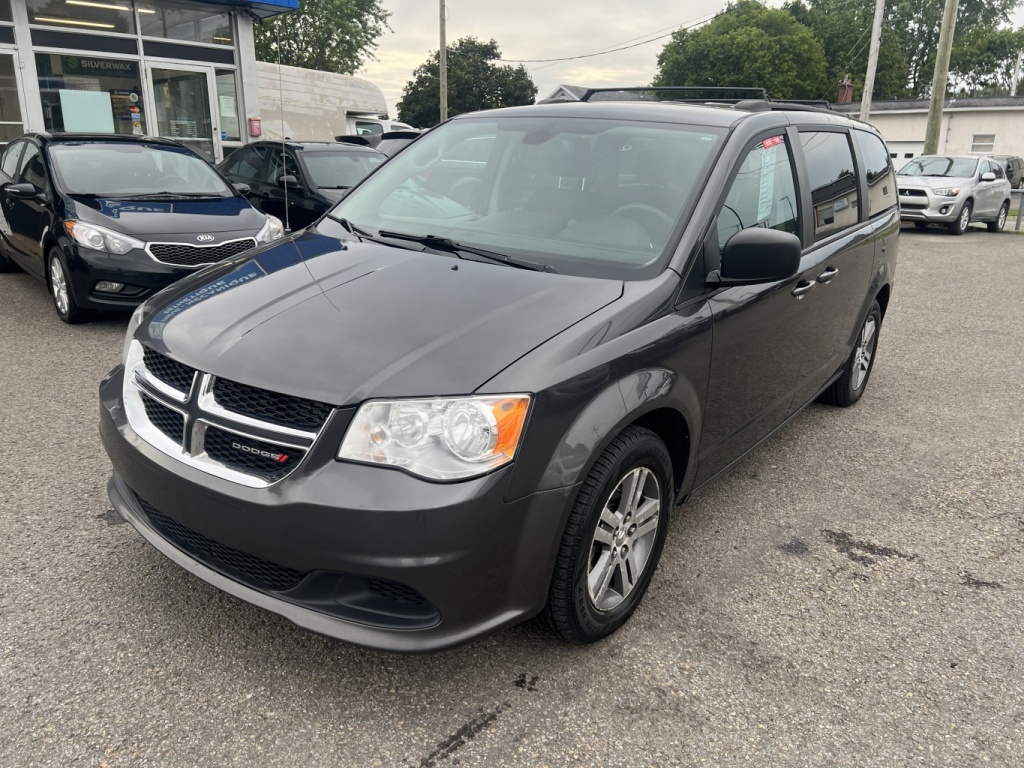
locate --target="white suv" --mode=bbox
[896,155,1012,235]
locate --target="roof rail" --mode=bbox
[579,86,769,103]
[733,99,836,114]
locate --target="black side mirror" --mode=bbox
[277,174,299,189]
[232,182,251,195]
[6,182,39,200]
[708,227,801,287]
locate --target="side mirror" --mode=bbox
[277,174,299,189]
[708,227,801,287]
[980,171,996,182]
[232,182,251,195]
[6,182,39,200]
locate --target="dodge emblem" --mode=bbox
[197,234,215,242]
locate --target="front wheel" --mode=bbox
[48,249,92,324]
[820,300,882,407]
[948,201,972,235]
[542,425,673,644]
[988,202,1009,233]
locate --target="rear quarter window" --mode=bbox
[852,131,897,216]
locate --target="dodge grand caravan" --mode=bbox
[100,88,899,652]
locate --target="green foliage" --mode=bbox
[950,27,1024,95]
[397,38,537,127]
[254,0,390,75]
[653,0,826,99]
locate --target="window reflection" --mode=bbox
[138,0,234,46]
[800,131,860,241]
[28,0,135,33]
[36,53,147,135]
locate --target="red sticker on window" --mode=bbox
[761,135,784,149]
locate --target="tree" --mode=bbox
[785,0,909,100]
[950,27,1024,95]
[254,0,389,75]
[397,38,537,127]
[653,0,827,100]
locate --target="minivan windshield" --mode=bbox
[898,156,978,178]
[49,142,234,198]
[330,116,726,279]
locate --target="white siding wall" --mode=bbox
[255,61,387,141]
[865,109,1024,158]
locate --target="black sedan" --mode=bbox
[0,133,283,324]
[219,141,385,231]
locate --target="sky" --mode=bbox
[358,1,1024,119]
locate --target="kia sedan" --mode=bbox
[0,133,283,323]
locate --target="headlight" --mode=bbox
[64,221,145,255]
[933,187,960,197]
[256,214,285,243]
[122,304,145,364]
[338,395,531,480]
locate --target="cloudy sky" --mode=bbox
[357,0,1024,118]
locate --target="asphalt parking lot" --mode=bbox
[2,228,1022,767]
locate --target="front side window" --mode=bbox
[852,130,896,216]
[222,146,267,181]
[716,134,799,252]
[1,140,24,178]
[17,144,50,194]
[299,150,384,189]
[48,142,233,197]
[800,131,860,241]
[264,148,300,184]
[331,116,726,280]
[36,54,147,136]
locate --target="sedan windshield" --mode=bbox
[330,116,727,279]
[898,156,978,178]
[298,150,384,189]
[49,143,234,197]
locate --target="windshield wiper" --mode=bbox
[376,230,556,273]
[117,191,223,199]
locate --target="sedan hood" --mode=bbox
[138,229,623,405]
[68,195,266,237]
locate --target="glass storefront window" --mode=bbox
[35,54,146,135]
[27,0,135,34]
[138,1,233,46]
[215,69,238,142]
[0,54,24,143]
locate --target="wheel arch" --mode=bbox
[875,283,891,319]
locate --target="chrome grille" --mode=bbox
[148,237,257,267]
[124,340,332,487]
[142,348,196,393]
[140,392,185,445]
[212,377,333,432]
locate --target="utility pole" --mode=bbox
[859,0,885,122]
[439,0,448,122]
[923,0,958,155]
[1011,49,1023,97]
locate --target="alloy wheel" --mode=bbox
[587,466,661,612]
[50,257,69,317]
[852,316,877,391]
[958,205,971,232]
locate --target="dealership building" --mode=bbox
[0,0,297,162]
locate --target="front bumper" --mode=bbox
[100,367,578,652]
[897,189,965,223]
[67,246,199,311]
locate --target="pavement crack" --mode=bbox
[960,570,1004,590]
[821,529,918,566]
[419,702,510,767]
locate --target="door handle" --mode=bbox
[791,280,815,297]
[817,266,839,284]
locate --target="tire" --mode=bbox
[987,202,1009,233]
[913,222,928,230]
[48,249,92,324]
[948,200,972,235]
[542,425,672,644]
[820,300,882,408]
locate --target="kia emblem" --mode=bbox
[197,234,215,242]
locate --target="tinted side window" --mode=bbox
[989,161,1005,179]
[716,134,800,252]
[264,149,300,183]
[852,131,896,216]
[223,146,266,180]
[1,141,24,178]
[18,144,49,193]
[800,131,860,241]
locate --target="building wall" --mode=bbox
[256,61,387,141]
[865,109,1024,158]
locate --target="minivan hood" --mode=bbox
[137,229,623,405]
[69,195,266,237]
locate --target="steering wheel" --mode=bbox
[611,203,675,244]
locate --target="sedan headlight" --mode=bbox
[933,187,961,197]
[338,395,531,480]
[64,221,145,255]
[255,214,285,243]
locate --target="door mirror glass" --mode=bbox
[716,228,801,285]
[981,171,996,181]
